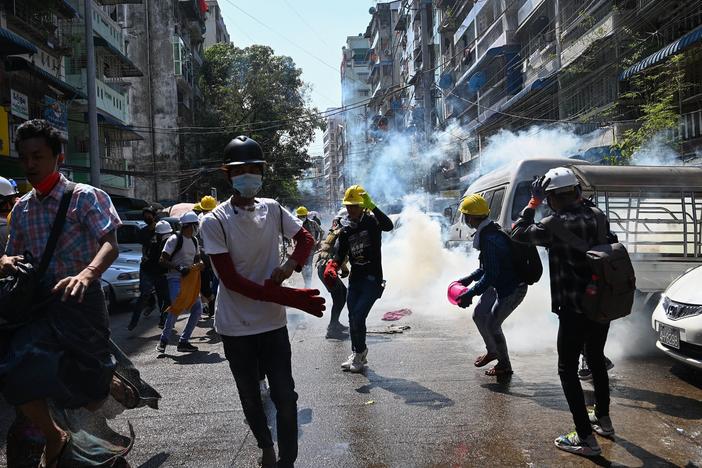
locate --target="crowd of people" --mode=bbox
[0,118,625,466]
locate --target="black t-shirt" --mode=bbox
[335,208,393,280]
[142,234,167,274]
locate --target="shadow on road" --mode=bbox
[355,369,454,409]
[615,435,680,468]
[610,384,702,420]
[159,351,226,365]
[136,451,170,468]
[481,377,569,413]
[670,363,702,390]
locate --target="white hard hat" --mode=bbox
[155,220,173,235]
[180,211,199,225]
[0,177,19,197]
[335,208,347,219]
[544,167,579,193]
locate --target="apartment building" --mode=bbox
[0,0,82,190]
[204,0,229,49]
[322,111,344,211]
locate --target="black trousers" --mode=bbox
[221,326,298,466]
[557,312,610,438]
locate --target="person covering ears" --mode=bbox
[511,167,618,457]
[323,184,393,373]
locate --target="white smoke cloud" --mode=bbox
[630,133,681,166]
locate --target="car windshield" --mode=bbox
[117,225,142,245]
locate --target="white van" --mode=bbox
[446,158,702,294]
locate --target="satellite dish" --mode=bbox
[369,7,376,14]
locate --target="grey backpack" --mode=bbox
[548,207,636,323]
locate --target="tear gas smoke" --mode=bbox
[308,124,689,360]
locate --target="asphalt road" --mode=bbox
[2,287,702,467]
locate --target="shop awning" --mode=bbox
[0,27,38,56]
[94,37,143,77]
[4,56,85,99]
[84,111,143,141]
[620,24,702,81]
[499,72,557,112]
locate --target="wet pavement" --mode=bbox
[2,295,702,467]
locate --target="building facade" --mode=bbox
[204,0,229,49]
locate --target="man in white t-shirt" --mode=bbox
[200,136,325,468]
[157,211,203,354]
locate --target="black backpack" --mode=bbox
[545,207,636,323]
[480,222,543,286]
[171,233,198,259]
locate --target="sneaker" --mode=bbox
[578,357,592,381]
[177,341,198,352]
[349,349,368,373]
[554,431,601,457]
[329,321,348,332]
[156,340,167,354]
[588,409,615,437]
[341,353,356,370]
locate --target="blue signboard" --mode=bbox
[43,95,68,139]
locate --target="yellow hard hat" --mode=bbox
[342,184,365,206]
[200,195,217,211]
[193,202,203,212]
[459,194,490,217]
[295,206,309,216]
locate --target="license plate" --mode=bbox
[659,323,681,349]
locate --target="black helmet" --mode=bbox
[223,135,265,167]
[142,205,156,215]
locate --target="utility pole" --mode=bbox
[419,0,433,141]
[84,0,100,188]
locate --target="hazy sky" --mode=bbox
[217,0,376,157]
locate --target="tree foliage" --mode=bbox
[195,44,324,203]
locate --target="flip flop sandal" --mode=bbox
[485,366,513,376]
[40,432,70,468]
[474,353,498,367]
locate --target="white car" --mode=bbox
[651,265,702,369]
[117,220,146,253]
[101,248,142,309]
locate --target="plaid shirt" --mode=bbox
[512,201,613,315]
[6,174,121,286]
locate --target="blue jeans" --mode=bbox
[472,284,528,368]
[160,276,203,344]
[346,275,383,353]
[221,327,298,466]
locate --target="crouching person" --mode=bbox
[200,136,325,468]
[455,194,527,376]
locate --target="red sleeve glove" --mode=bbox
[210,253,325,317]
[323,259,339,289]
[263,280,325,317]
[290,228,314,271]
[527,197,542,209]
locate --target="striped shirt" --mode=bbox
[6,174,121,286]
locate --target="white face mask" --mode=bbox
[231,173,263,198]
